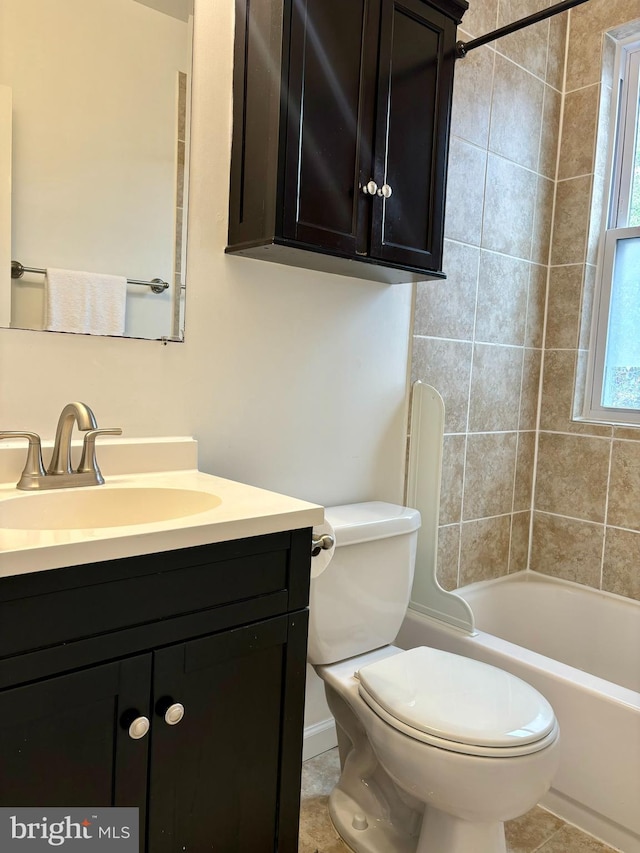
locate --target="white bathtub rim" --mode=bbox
[400,607,640,712]
[455,569,640,613]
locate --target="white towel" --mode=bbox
[45,267,127,336]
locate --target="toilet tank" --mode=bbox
[308,502,421,666]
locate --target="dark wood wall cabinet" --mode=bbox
[227,0,467,284]
[0,529,311,852]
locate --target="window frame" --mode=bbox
[583,35,640,425]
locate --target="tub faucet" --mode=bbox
[0,402,122,490]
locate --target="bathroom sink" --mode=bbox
[0,436,323,577]
[0,487,222,530]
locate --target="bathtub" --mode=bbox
[395,571,640,853]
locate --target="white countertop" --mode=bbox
[0,468,324,578]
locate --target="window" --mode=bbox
[585,36,640,424]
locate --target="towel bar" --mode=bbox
[11,261,169,293]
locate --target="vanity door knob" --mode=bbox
[377,184,393,199]
[362,180,378,196]
[164,703,185,726]
[128,716,150,740]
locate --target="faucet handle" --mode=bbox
[77,428,123,484]
[0,431,46,490]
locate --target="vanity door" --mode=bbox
[147,612,308,853]
[0,654,151,818]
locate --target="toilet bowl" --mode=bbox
[309,503,560,853]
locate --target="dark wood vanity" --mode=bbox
[0,528,312,852]
[227,0,468,283]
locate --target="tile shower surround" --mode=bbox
[410,0,640,603]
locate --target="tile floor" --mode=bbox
[299,748,619,853]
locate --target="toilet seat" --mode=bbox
[357,647,558,758]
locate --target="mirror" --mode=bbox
[0,0,193,341]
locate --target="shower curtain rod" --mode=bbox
[456,0,591,58]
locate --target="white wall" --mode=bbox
[0,86,10,328]
[0,0,413,741]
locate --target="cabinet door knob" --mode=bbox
[128,716,150,740]
[164,702,185,726]
[362,180,378,196]
[377,184,393,199]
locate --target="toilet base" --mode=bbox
[328,786,417,853]
[329,787,508,853]
[417,806,507,853]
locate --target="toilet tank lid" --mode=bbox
[324,502,421,546]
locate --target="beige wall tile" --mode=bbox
[539,85,562,179]
[436,524,460,591]
[602,527,640,601]
[613,426,640,440]
[451,44,495,149]
[407,0,629,592]
[565,0,636,91]
[558,84,599,180]
[475,251,529,345]
[535,432,610,521]
[540,350,611,437]
[489,55,545,171]
[469,343,524,431]
[444,137,487,246]
[411,337,472,433]
[482,154,537,259]
[546,11,568,91]
[530,511,604,587]
[519,348,542,431]
[458,3,498,41]
[607,441,640,531]
[495,0,550,80]
[532,175,554,265]
[526,264,547,349]
[414,240,479,339]
[440,434,466,525]
[551,176,591,265]
[539,349,580,433]
[463,431,518,519]
[514,431,537,511]
[565,6,604,92]
[509,510,531,573]
[460,515,511,585]
[545,264,583,349]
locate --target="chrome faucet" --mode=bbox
[0,402,122,490]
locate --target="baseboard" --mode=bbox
[303,718,337,761]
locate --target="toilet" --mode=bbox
[308,501,560,853]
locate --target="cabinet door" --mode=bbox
[281,0,380,255]
[0,655,150,816]
[147,614,297,852]
[370,0,456,270]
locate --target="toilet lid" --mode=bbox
[357,647,556,749]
